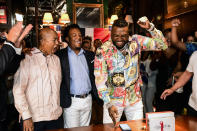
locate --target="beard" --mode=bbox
[75,47,81,50]
[112,40,128,50]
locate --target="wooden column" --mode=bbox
[35,0,39,46]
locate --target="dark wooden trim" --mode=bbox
[35,0,39,46]
[165,5,197,19]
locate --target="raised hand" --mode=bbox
[7,22,24,44]
[7,22,33,48]
[171,19,181,27]
[15,24,33,48]
[137,16,151,29]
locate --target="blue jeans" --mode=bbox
[141,83,156,113]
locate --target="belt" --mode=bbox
[70,92,91,98]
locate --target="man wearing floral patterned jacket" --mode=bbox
[94,17,168,124]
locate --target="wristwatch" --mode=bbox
[6,40,15,46]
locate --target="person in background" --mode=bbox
[91,39,103,124]
[140,51,149,115]
[146,52,159,112]
[82,40,92,51]
[140,51,159,114]
[153,27,185,114]
[83,36,92,45]
[13,28,63,131]
[168,19,197,114]
[94,17,168,125]
[170,19,197,56]
[161,50,197,116]
[169,19,197,79]
[82,36,99,125]
[93,39,102,53]
[56,24,102,128]
[82,36,92,51]
[187,35,194,43]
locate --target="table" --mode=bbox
[48,115,197,131]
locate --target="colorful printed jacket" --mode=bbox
[94,25,168,107]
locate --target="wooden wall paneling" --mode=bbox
[35,0,39,46]
[164,0,197,40]
[167,0,197,15]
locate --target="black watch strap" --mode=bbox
[6,40,15,46]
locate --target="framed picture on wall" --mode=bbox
[72,3,104,28]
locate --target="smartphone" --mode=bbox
[119,124,132,131]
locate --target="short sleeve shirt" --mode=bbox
[186,51,197,111]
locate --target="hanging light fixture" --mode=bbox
[43,12,53,24]
[110,15,118,25]
[59,13,70,24]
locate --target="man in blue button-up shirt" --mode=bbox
[68,47,92,95]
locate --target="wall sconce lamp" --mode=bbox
[59,13,70,24]
[110,15,118,25]
[43,12,53,24]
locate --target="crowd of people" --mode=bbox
[0,16,197,131]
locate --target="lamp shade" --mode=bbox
[125,15,133,23]
[43,12,53,23]
[110,15,118,24]
[59,13,70,24]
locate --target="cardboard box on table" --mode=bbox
[146,111,175,131]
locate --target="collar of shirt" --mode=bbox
[33,48,53,57]
[68,46,85,56]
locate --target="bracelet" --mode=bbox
[147,23,155,32]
